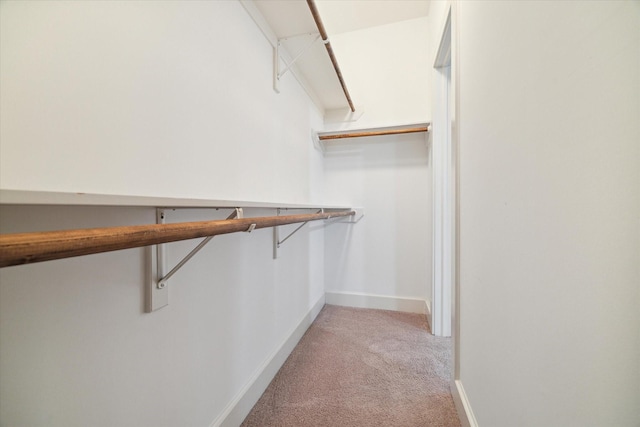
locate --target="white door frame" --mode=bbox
[432,10,453,338]
[432,4,473,425]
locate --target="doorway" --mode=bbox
[432,9,453,338]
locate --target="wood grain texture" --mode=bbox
[319,126,429,140]
[0,211,354,268]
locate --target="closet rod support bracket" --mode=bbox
[146,207,242,312]
[274,32,320,92]
[273,209,325,259]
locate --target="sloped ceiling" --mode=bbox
[315,0,430,35]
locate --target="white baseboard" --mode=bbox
[424,300,432,329]
[211,294,326,427]
[450,379,479,427]
[325,291,429,315]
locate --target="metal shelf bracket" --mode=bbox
[273,208,322,259]
[274,32,320,93]
[146,207,243,312]
[145,206,357,311]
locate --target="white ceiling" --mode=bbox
[316,0,430,35]
[253,0,430,39]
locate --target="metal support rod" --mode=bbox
[0,210,355,268]
[156,209,168,290]
[157,208,241,287]
[277,209,322,247]
[278,221,308,247]
[273,209,280,259]
[306,0,355,112]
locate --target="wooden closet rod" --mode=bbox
[0,210,354,268]
[319,126,429,141]
[306,0,356,112]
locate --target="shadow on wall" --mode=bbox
[322,219,356,292]
[321,130,432,301]
[322,133,430,169]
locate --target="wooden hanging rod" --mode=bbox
[306,0,355,112]
[0,210,354,268]
[318,126,429,141]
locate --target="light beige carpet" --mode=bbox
[241,304,462,427]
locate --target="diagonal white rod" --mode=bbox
[158,209,240,286]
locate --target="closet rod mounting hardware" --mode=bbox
[0,207,355,311]
[273,208,352,258]
[156,208,243,290]
[276,32,321,86]
[276,209,322,248]
[0,208,354,268]
[350,210,365,224]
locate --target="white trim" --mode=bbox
[431,8,453,338]
[450,380,479,427]
[433,11,451,68]
[325,291,429,315]
[424,299,432,329]
[0,189,350,210]
[450,0,462,388]
[210,294,326,427]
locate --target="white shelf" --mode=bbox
[0,190,351,211]
[241,0,351,112]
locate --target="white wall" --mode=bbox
[0,0,321,204]
[0,206,325,427]
[323,133,431,308]
[456,1,640,426]
[0,1,329,426]
[323,16,431,131]
[320,14,432,312]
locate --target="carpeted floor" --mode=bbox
[241,304,461,427]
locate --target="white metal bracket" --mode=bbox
[146,207,243,313]
[311,129,325,153]
[273,208,361,259]
[273,208,308,259]
[146,209,169,313]
[274,32,320,93]
[273,208,322,259]
[346,208,365,224]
